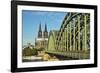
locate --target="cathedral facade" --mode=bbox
[35,23,48,50]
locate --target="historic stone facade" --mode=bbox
[35,23,48,50]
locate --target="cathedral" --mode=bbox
[35,23,48,50]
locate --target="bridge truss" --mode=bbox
[46,12,90,59]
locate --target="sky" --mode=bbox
[22,10,67,46]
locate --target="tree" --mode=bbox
[22,47,38,56]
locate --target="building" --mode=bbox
[35,23,48,50]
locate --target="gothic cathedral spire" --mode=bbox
[44,23,48,38]
[39,23,42,32]
[44,23,47,32]
[38,23,42,38]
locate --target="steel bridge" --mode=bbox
[46,13,90,59]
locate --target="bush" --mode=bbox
[22,47,38,56]
[32,48,38,55]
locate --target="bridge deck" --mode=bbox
[45,50,90,59]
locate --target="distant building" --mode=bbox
[35,23,48,50]
[23,43,34,49]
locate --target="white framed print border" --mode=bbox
[11,1,97,72]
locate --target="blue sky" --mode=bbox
[22,10,67,46]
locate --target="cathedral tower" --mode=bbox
[35,23,48,49]
[38,23,42,38]
[43,23,48,38]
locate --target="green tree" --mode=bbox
[22,47,38,56]
[32,48,38,55]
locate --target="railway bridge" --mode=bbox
[46,12,90,59]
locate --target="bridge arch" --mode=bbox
[46,12,90,59]
[56,13,90,52]
[47,30,58,51]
